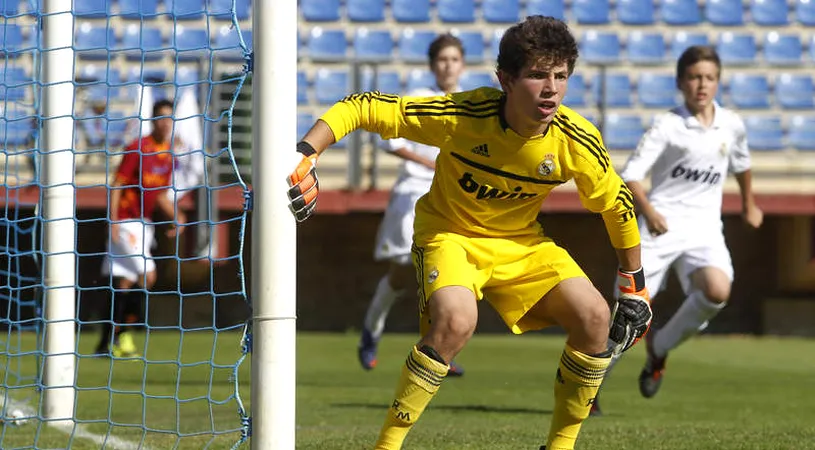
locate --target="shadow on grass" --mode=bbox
[332,402,551,415]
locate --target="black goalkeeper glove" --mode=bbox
[609,267,652,356]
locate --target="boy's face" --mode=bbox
[678,60,719,112]
[152,105,174,143]
[431,46,465,91]
[500,59,569,127]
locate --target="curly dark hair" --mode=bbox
[496,16,579,78]
[676,45,721,85]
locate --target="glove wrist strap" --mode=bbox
[618,266,646,292]
[296,141,317,157]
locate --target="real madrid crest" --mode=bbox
[538,153,556,177]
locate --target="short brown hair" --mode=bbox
[427,33,465,66]
[152,98,174,118]
[496,16,578,78]
[676,45,721,83]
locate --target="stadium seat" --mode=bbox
[125,66,167,84]
[788,115,815,150]
[213,26,252,62]
[174,26,209,62]
[0,0,19,16]
[0,24,25,58]
[526,0,566,20]
[751,0,790,25]
[75,23,116,61]
[119,0,159,19]
[0,66,30,101]
[392,0,431,22]
[297,113,315,141]
[661,0,702,25]
[490,29,506,60]
[617,0,656,25]
[307,27,347,62]
[314,69,349,105]
[717,33,756,65]
[743,116,784,151]
[174,66,203,85]
[106,120,129,147]
[354,28,393,63]
[764,33,802,66]
[573,0,610,24]
[670,31,708,59]
[728,74,770,109]
[78,64,122,85]
[167,0,206,20]
[563,73,588,107]
[74,0,109,18]
[122,24,165,61]
[594,73,632,108]
[406,69,435,92]
[603,114,643,150]
[483,0,521,23]
[362,70,402,94]
[627,32,666,65]
[300,0,340,22]
[456,31,485,64]
[438,0,476,23]
[775,74,814,109]
[460,71,495,91]
[297,71,308,105]
[796,0,815,25]
[638,73,677,108]
[705,0,744,25]
[210,0,251,21]
[399,29,436,64]
[347,0,385,22]
[581,31,620,65]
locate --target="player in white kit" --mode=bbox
[593,46,763,411]
[357,34,466,376]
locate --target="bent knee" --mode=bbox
[435,313,477,342]
[582,300,610,335]
[702,287,730,304]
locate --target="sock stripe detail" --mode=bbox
[406,352,444,387]
[560,352,607,381]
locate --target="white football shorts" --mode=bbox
[373,190,424,265]
[101,220,156,283]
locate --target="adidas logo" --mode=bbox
[470,143,489,157]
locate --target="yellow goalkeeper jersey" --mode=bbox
[320,87,640,249]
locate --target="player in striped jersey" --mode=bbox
[288,16,652,450]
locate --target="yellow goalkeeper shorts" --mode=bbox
[411,232,588,334]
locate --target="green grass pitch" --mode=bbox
[1,332,814,449]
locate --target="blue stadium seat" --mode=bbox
[775,74,814,109]
[526,0,566,20]
[213,26,252,62]
[174,26,209,62]
[728,74,770,109]
[167,0,206,20]
[490,29,505,60]
[744,116,783,151]
[362,70,402,94]
[107,120,129,147]
[0,66,30,101]
[483,0,520,23]
[210,0,251,21]
[406,69,435,92]
[392,0,430,22]
[788,115,815,150]
[175,66,203,85]
[0,0,19,16]
[460,71,494,91]
[348,0,385,22]
[123,24,165,61]
[563,73,588,107]
[457,31,485,64]
[314,69,349,105]
[796,0,815,25]
[670,31,708,59]
[308,27,347,62]
[75,23,116,61]
[706,0,744,25]
[0,24,25,58]
[717,33,756,65]
[627,32,665,65]
[297,113,314,141]
[581,31,620,64]
[74,0,109,18]
[297,71,308,105]
[638,73,677,108]
[119,0,159,19]
[594,73,632,107]
[354,28,393,63]
[604,114,643,150]
[617,0,656,25]
[301,0,340,21]
[751,0,790,25]
[399,29,436,64]
[78,64,122,85]
[438,0,475,23]
[573,0,610,24]
[661,0,702,25]
[764,33,802,66]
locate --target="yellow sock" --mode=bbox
[374,345,448,450]
[546,345,610,450]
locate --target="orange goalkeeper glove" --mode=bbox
[609,267,652,356]
[287,141,319,222]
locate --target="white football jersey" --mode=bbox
[383,86,455,194]
[619,103,751,223]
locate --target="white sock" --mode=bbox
[652,291,726,358]
[363,276,404,341]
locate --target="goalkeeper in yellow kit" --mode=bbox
[288,16,652,450]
